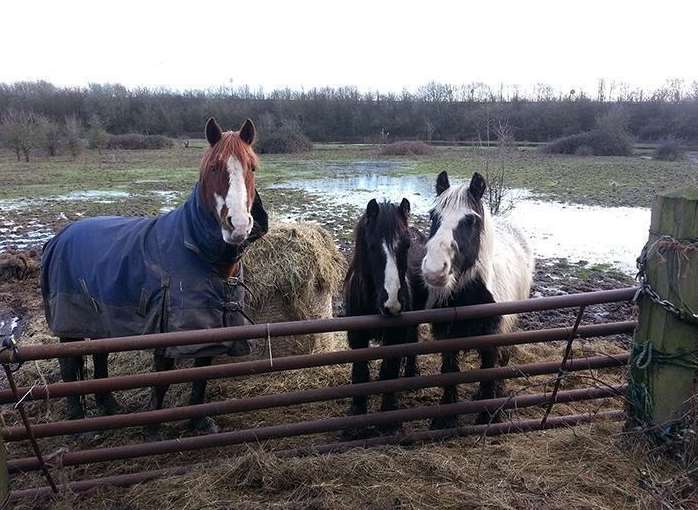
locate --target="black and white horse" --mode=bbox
[421,171,534,428]
[343,198,427,432]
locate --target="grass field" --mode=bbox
[1,144,696,207]
[1,143,695,254]
[2,144,697,509]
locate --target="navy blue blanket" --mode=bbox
[41,184,268,358]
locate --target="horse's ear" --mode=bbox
[366,198,379,219]
[205,117,222,146]
[399,198,411,220]
[239,119,256,145]
[468,172,487,201]
[436,171,450,196]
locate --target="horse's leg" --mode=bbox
[145,352,174,438]
[58,337,84,420]
[347,330,371,416]
[338,330,373,440]
[376,330,405,434]
[402,325,419,378]
[189,357,219,434]
[430,347,461,430]
[474,346,502,424]
[93,353,121,415]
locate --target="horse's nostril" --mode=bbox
[225,217,235,230]
[442,262,448,269]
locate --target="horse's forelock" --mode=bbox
[348,202,408,280]
[200,132,258,211]
[433,184,481,218]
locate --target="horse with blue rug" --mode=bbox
[41,118,267,434]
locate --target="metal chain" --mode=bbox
[635,234,698,325]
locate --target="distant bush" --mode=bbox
[542,127,633,157]
[87,115,109,153]
[574,145,594,156]
[380,140,433,156]
[106,133,174,150]
[654,138,684,161]
[257,123,312,154]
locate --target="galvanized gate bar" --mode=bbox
[0,321,635,405]
[1,287,637,363]
[9,411,623,501]
[8,384,624,473]
[3,353,628,441]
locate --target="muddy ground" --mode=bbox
[0,144,675,509]
[1,246,637,506]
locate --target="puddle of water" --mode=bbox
[150,190,181,213]
[54,190,131,204]
[269,166,650,274]
[505,201,649,274]
[270,160,433,214]
[0,190,132,213]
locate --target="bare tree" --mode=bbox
[424,119,435,143]
[64,115,82,158]
[0,110,37,162]
[482,119,516,216]
[36,115,63,156]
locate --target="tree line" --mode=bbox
[1,79,698,145]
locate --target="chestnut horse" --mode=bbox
[41,118,268,435]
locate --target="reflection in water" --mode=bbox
[271,167,650,274]
[272,174,435,214]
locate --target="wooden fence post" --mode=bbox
[0,433,8,509]
[629,188,698,435]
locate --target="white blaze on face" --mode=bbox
[422,197,480,288]
[214,155,252,244]
[382,241,401,314]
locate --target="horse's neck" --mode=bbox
[218,260,241,279]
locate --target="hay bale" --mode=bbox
[243,222,346,357]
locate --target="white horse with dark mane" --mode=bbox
[421,171,534,428]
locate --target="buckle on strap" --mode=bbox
[224,301,242,312]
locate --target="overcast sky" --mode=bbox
[2,0,696,95]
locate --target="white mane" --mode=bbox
[426,183,534,333]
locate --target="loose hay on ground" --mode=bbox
[30,421,698,510]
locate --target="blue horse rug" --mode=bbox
[41,184,268,358]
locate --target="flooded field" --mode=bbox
[0,157,652,274]
[0,149,664,274]
[270,160,651,274]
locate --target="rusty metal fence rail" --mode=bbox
[1,287,637,502]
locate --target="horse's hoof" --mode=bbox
[475,411,501,425]
[66,406,85,421]
[190,416,219,434]
[337,426,377,441]
[430,416,458,430]
[143,425,165,442]
[376,422,402,436]
[96,395,122,416]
